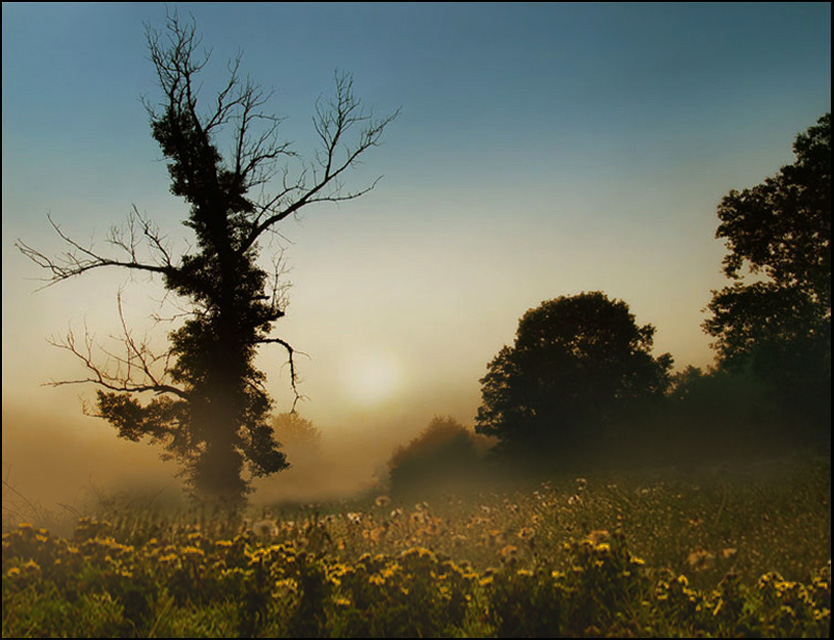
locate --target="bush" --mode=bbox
[387,417,490,495]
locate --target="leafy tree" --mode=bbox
[271,412,323,466]
[703,113,830,434]
[16,13,397,504]
[388,416,487,494]
[475,292,673,459]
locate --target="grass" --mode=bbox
[2,454,830,637]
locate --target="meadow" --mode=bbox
[2,455,830,637]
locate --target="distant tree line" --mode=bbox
[388,113,830,490]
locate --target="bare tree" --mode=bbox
[16,12,398,504]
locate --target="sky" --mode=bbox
[2,2,831,507]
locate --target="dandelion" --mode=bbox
[21,559,41,575]
[183,546,205,560]
[369,573,386,586]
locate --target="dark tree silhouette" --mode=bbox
[475,292,673,459]
[16,13,398,504]
[703,113,830,434]
[388,416,484,495]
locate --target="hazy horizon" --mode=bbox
[3,3,830,512]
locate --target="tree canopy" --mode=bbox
[16,13,397,504]
[475,292,673,459]
[703,113,830,433]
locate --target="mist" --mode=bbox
[1,402,463,527]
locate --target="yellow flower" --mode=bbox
[22,559,40,575]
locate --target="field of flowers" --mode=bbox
[3,457,830,637]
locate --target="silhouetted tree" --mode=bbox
[16,13,397,504]
[475,292,673,460]
[388,416,486,495]
[703,113,830,436]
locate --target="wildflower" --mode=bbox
[500,544,518,558]
[375,495,391,508]
[390,508,404,519]
[722,548,737,559]
[346,512,362,525]
[21,559,41,575]
[183,546,205,560]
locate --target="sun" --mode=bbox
[342,350,402,407]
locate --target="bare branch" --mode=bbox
[238,72,399,254]
[16,214,178,290]
[46,298,189,402]
[257,337,309,411]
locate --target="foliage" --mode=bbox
[476,292,673,460]
[15,12,397,504]
[271,413,323,464]
[387,416,489,495]
[4,460,830,638]
[703,113,831,437]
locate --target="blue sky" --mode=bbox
[2,2,830,498]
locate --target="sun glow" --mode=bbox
[342,350,403,407]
